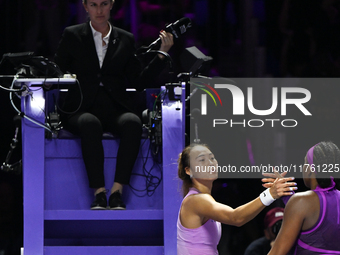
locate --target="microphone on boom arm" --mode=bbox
[135,17,192,55]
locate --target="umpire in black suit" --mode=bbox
[54,0,173,210]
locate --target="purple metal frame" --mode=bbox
[20,79,185,255]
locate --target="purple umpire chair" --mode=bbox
[19,77,185,255]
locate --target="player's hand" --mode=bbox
[268,177,297,199]
[262,170,288,188]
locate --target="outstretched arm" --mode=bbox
[192,178,296,227]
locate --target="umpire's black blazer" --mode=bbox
[54,22,167,114]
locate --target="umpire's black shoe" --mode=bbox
[90,191,107,210]
[109,191,126,210]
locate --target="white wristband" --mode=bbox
[259,188,276,206]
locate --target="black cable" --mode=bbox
[136,50,174,73]
[142,143,161,196]
[28,91,49,123]
[55,78,83,115]
[129,139,154,196]
[0,55,4,67]
[129,138,163,197]
[9,75,52,132]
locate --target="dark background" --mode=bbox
[1,0,340,254]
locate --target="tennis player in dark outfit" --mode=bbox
[54,0,173,210]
